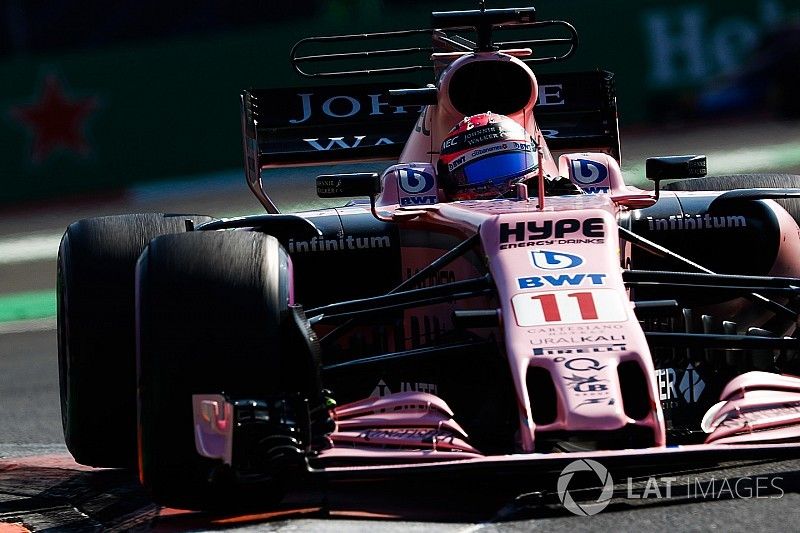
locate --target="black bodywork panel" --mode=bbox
[630,194,786,439]
[631,194,781,279]
[277,208,402,308]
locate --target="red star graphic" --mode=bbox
[10,75,99,164]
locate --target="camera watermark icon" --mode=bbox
[557,459,614,516]
[557,459,785,516]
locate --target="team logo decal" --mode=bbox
[517,273,606,290]
[530,250,584,270]
[499,218,605,243]
[398,168,434,194]
[570,159,609,185]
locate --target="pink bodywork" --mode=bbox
[194,49,800,469]
[317,195,667,461]
[704,372,800,444]
[329,392,481,456]
[347,51,666,456]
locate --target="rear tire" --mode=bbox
[58,213,212,468]
[136,230,317,511]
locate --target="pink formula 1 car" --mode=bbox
[58,3,800,511]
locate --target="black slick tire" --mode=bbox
[136,230,317,511]
[58,213,212,468]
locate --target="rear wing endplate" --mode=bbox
[241,83,420,210]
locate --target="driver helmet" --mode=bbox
[437,112,537,200]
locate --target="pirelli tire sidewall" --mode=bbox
[57,213,213,469]
[135,230,295,510]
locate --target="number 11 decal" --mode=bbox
[512,289,627,326]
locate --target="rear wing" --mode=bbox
[535,70,620,161]
[241,71,619,209]
[241,83,419,168]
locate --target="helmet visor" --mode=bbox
[462,150,537,185]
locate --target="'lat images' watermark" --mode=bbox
[557,458,785,516]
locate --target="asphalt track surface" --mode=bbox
[2,120,800,531]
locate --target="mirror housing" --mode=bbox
[646,155,707,182]
[316,173,382,199]
[646,155,707,201]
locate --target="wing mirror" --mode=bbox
[317,172,391,221]
[316,173,382,198]
[646,155,707,201]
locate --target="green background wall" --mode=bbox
[0,0,796,204]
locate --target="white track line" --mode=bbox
[0,232,62,266]
[3,142,800,267]
[0,318,57,335]
[0,443,68,458]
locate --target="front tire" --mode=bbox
[136,230,317,510]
